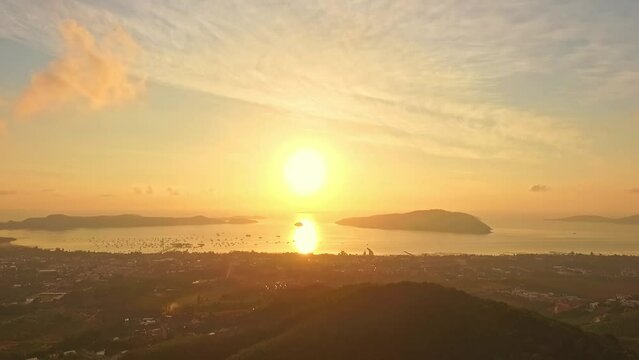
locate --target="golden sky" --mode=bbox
[0,1,638,218]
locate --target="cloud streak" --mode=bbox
[530,184,550,192]
[13,19,143,118]
[3,1,639,159]
[133,185,153,195]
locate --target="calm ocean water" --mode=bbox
[2,214,639,255]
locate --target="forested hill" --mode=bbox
[126,282,636,360]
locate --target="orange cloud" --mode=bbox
[14,20,143,118]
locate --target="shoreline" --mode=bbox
[1,244,639,258]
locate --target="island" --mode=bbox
[553,215,639,226]
[0,214,258,231]
[336,209,492,234]
[0,236,16,244]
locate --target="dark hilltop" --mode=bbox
[127,283,634,360]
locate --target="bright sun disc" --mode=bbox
[284,149,327,196]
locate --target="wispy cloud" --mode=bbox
[133,185,153,195]
[3,1,639,159]
[628,188,639,194]
[530,184,550,192]
[12,19,143,118]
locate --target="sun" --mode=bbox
[284,149,327,196]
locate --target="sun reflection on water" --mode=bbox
[291,218,319,254]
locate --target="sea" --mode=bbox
[2,213,639,255]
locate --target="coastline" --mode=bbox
[2,244,639,358]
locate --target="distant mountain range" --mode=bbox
[336,209,492,234]
[125,283,635,360]
[0,214,258,231]
[553,215,639,225]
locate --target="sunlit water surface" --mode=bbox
[2,215,639,255]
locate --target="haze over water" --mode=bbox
[4,214,639,255]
